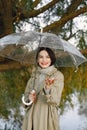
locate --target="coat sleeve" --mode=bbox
[45,71,64,107]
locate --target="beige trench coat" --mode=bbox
[22,66,64,130]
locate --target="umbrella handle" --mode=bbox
[22,95,33,106]
[22,90,35,106]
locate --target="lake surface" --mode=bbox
[60,94,87,130]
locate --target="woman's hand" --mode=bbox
[45,78,55,89]
[29,90,37,103]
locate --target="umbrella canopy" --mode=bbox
[0,31,87,68]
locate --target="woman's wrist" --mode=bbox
[44,86,51,94]
[45,85,51,89]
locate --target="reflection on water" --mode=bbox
[60,93,87,130]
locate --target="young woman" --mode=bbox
[22,47,64,130]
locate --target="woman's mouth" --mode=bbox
[41,62,48,65]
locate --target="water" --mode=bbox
[60,94,87,130]
[60,106,87,130]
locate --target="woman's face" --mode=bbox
[37,50,51,68]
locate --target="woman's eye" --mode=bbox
[46,56,50,58]
[39,56,43,58]
[38,55,50,59]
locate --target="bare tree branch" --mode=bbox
[32,0,40,8]
[0,0,13,35]
[64,0,84,15]
[42,5,87,33]
[0,57,29,71]
[29,0,60,18]
[13,0,61,22]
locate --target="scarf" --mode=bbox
[33,65,57,91]
[37,65,56,75]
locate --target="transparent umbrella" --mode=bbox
[0,31,87,68]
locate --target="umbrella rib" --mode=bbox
[69,53,78,69]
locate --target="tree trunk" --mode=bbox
[0,0,13,38]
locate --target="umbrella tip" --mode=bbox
[40,27,43,33]
[74,66,78,72]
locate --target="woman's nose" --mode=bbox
[43,57,47,62]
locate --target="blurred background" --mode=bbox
[0,0,87,129]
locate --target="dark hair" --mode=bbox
[36,47,56,66]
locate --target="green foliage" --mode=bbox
[77,36,87,49]
[0,67,31,118]
[59,60,87,112]
[12,0,33,11]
